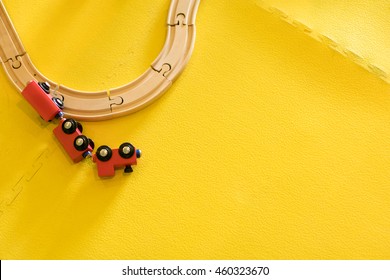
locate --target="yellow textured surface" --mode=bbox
[1,0,390,259]
[259,0,390,83]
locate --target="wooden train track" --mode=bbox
[0,0,200,121]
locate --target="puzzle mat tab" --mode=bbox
[258,0,390,83]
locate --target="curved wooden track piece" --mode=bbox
[0,0,200,120]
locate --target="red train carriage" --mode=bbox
[53,118,94,163]
[93,143,141,177]
[21,81,64,121]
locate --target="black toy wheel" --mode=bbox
[88,138,95,150]
[76,122,83,133]
[62,119,77,134]
[119,142,135,159]
[74,135,89,151]
[38,81,50,94]
[96,145,112,162]
[52,97,64,109]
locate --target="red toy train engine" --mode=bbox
[93,143,141,177]
[21,81,64,121]
[53,118,95,163]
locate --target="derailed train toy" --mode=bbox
[93,143,142,177]
[21,81,141,177]
[53,118,95,163]
[22,81,64,121]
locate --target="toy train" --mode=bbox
[21,80,141,176]
[21,81,64,121]
[53,118,95,162]
[93,143,141,177]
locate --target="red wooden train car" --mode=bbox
[21,81,64,121]
[93,143,141,177]
[53,118,94,163]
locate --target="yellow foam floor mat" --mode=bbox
[258,0,390,83]
[1,0,390,259]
